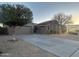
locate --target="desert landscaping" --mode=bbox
[0,2,79,57]
[0,35,57,57]
[0,34,79,57]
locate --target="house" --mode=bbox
[4,19,68,34]
[6,19,66,34]
[15,20,60,34]
[66,24,79,33]
[35,20,59,34]
[12,20,59,34]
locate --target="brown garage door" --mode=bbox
[36,26,48,34]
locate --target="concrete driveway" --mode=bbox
[16,34,79,57]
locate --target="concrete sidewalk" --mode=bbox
[17,35,79,57]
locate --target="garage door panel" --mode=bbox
[15,26,33,34]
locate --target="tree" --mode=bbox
[54,13,72,34]
[0,4,33,40]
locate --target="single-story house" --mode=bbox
[5,20,67,34]
[34,20,59,34]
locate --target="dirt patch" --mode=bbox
[0,35,57,57]
[50,34,79,41]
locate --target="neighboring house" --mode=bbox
[35,20,59,34]
[66,25,79,33]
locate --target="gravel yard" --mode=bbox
[0,34,79,57]
[0,35,57,57]
[50,34,79,41]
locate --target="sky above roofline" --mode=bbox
[0,2,79,25]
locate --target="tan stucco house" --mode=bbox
[14,20,59,34]
[35,20,59,34]
[6,20,60,34]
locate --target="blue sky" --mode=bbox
[0,2,79,24]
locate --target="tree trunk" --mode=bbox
[7,26,16,41]
[66,25,69,33]
[59,25,62,34]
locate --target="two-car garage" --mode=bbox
[15,23,35,34]
[15,26,33,34]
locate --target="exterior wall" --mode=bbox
[36,24,59,34]
[6,26,34,35]
[36,20,59,34]
[6,23,35,35]
[15,26,33,34]
[48,23,59,34]
[36,25,49,34]
[66,25,79,33]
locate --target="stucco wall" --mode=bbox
[15,26,33,34]
[36,20,59,34]
[36,25,49,34]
